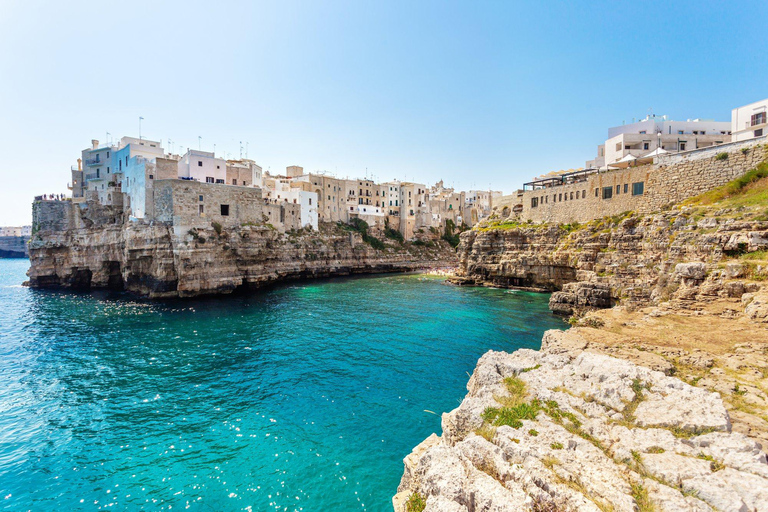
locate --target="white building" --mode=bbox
[587,115,732,168]
[732,98,768,142]
[262,175,318,230]
[177,149,227,183]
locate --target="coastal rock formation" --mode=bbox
[0,235,30,258]
[26,222,456,298]
[457,210,768,315]
[394,330,768,512]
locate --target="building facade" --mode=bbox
[732,98,768,142]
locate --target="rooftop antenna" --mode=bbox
[213,143,216,156]
[106,131,111,146]
[139,116,144,140]
[168,138,173,154]
[239,141,243,159]
[198,136,202,150]
[245,142,249,159]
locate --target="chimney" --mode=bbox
[77,158,82,171]
[91,139,99,149]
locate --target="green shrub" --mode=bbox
[366,235,386,250]
[405,492,426,512]
[550,442,564,450]
[442,219,463,248]
[384,225,404,243]
[482,401,541,429]
[715,152,729,161]
[741,147,750,155]
[340,218,386,250]
[211,221,222,235]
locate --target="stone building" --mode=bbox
[518,136,767,224]
[152,179,264,230]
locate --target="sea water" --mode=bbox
[0,258,565,511]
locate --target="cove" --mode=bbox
[0,259,565,511]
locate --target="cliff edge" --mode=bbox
[394,329,768,512]
[26,218,456,298]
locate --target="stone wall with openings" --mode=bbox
[519,139,767,224]
[152,180,263,229]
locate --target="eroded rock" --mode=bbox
[394,330,768,512]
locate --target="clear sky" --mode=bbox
[0,0,766,226]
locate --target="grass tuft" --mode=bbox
[405,492,426,512]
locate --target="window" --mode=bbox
[206,177,214,183]
[583,189,586,198]
[107,167,110,173]
[639,130,646,134]
[107,152,109,158]
[643,142,649,150]
[220,204,229,216]
[199,195,203,201]
[242,181,246,186]
[616,185,620,194]
[199,204,204,215]
[602,186,613,200]
[119,161,122,171]
[216,165,220,169]
[756,129,764,137]
[624,183,628,194]
[198,161,203,167]
[595,188,599,197]
[632,182,644,196]
[570,192,574,200]
[149,174,154,180]
[531,197,539,208]
[751,112,767,126]
[680,142,686,151]
[309,198,312,205]
[678,130,684,135]
[558,193,562,202]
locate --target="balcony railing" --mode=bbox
[85,173,104,181]
[85,157,102,166]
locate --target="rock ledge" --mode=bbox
[394,330,768,512]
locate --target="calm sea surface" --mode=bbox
[0,258,565,511]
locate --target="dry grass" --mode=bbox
[581,301,768,354]
[683,159,768,207]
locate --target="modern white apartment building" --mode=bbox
[732,98,768,142]
[587,115,732,168]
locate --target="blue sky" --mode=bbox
[0,0,766,225]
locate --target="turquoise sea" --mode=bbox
[0,258,565,511]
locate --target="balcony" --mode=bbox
[85,173,104,181]
[85,157,103,167]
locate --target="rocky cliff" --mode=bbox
[0,235,29,258]
[26,222,456,298]
[455,208,768,315]
[394,329,768,512]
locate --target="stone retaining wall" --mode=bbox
[518,138,767,224]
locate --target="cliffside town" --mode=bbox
[26,203,456,298]
[396,107,768,510]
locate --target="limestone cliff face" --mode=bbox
[394,329,768,512]
[27,223,456,298]
[0,235,29,258]
[456,211,768,314]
